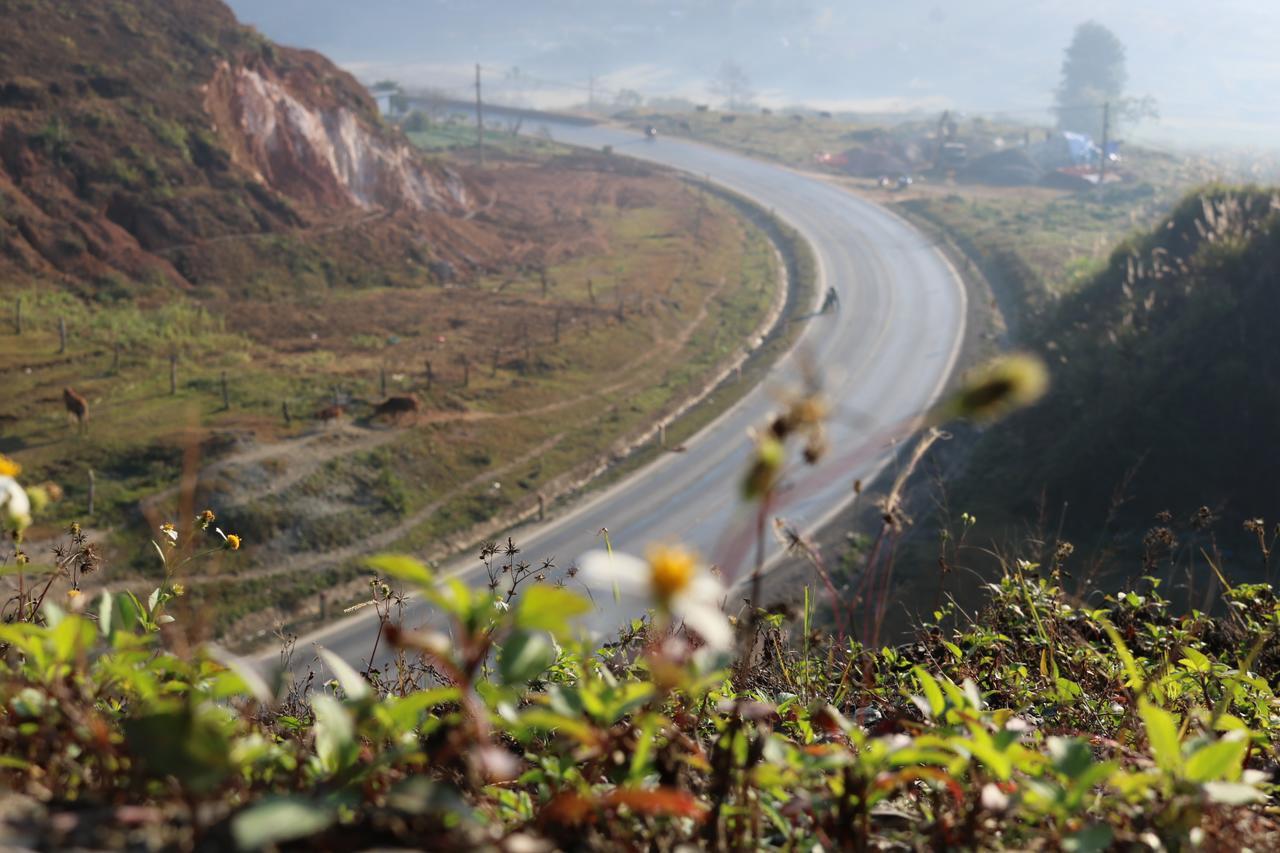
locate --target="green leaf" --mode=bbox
[1048,736,1094,779]
[114,591,143,635]
[516,708,599,744]
[912,667,945,718]
[317,647,371,702]
[1179,646,1212,673]
[1062,824,1113,853]
[628,714,660,783]
[515,585,591,637]
[384,687,462,730]
[49,614,95,665]
[366,553,434,588]
[1185,732,1247,783]
[1138,700,1183,773]
[123,703,234,793]
[231,796,335,850]
[965,729,1013,780]
[311,694,358,776]
[1098,618,1144,691]
[498,629,557,685]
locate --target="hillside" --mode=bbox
[0,0,508,297]
[935,186,1280,593]
[0,0,793,641]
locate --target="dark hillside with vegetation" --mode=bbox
[0,0,500,296]
[938,186,1280,589]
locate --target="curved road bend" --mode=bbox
[264,122,967,671]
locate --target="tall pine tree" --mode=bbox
[1054,21,1126,140]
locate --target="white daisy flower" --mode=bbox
[579,544,733,651]
[0,476,31,532]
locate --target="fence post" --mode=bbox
[425,359,433,393]
[87,468,95,517]
[111,341,121,373]
[220,371,230,410]
[380,366,387,398]
[169,351,177,395]
[58,317,67,354]
[282,400,292,426]
[13,297,21,336]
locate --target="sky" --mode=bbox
[224,0,1280,149]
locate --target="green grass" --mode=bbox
[0,159,788,638]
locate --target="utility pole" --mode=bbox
[475,63,484,167]
[1098,101,1111,185]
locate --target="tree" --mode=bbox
[613,89,643,110]
[1054,21,1125,139]
[710,61,754,111]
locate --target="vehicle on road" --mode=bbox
[821,286,840,313]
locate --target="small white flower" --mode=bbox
[0,476,32,531]
[493,598,510,612]
[579,544,732,650]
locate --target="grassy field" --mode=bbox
[626,108,1232,318]
[1,149,785,642]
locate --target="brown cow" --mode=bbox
[63,387,88,433]
[315,404,345,424]
[371,395,420,423]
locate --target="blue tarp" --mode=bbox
[1062,131,1098,165]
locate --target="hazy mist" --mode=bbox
[226,0,1280,149]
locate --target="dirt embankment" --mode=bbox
[203,59,471,215]
[0,0,492,296]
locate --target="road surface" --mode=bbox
[268,122,967,671]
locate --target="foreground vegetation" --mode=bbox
[3,352,1279,851]
[3,497,1279,848]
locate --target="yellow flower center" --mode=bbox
[647,545,696,603]
[0,455,21,478]
[226,534,241,551]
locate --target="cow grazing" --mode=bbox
[371,395,420,423]
[315,404,345,424]
[63,387,88,433]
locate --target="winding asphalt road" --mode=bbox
[268,121,967,671]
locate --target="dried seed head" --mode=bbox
[935,353,1048,423]
[742,435,785,500]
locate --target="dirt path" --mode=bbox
[192,430,568,588]
[151,270,733,591]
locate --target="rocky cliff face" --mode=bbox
[0,0,476,295]
[205,59,470,214]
